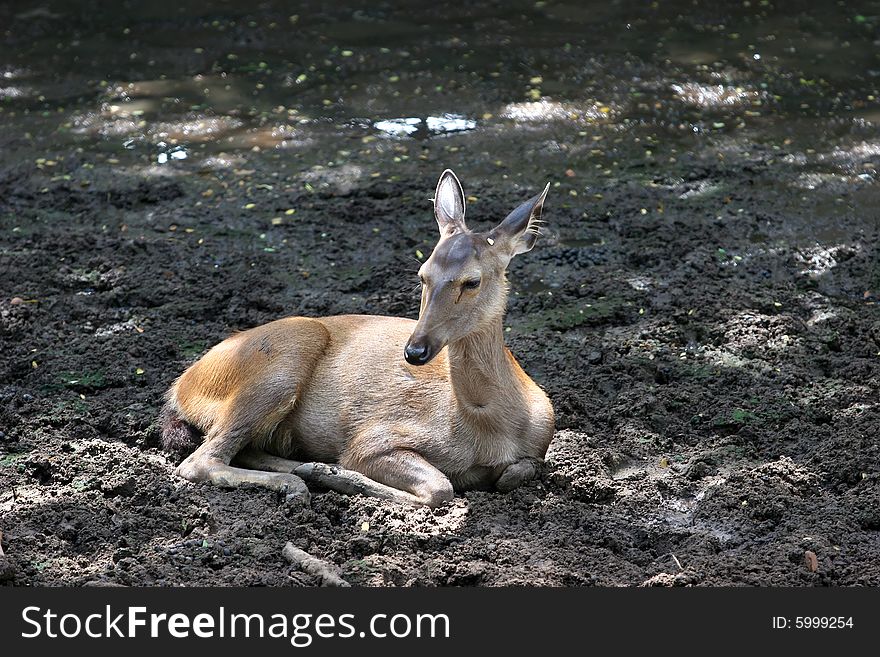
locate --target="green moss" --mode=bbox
[713,408,759,427]
[0,452,28,468]
[56,370,107,390]
[177,339,208,359]
[517,298,627,332]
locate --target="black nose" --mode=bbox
[404,343,431,365]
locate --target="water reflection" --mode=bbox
[373,113,476,137]
[671,82,761,108]
[373,117,420,135]
[425,114,476,133]
[156,146,188,165]
[0,86,28,98]
[500,99,613,123]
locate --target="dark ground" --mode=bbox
[1,0,879,586]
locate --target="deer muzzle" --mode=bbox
[404,339,435,366]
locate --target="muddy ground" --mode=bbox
[1,1,879,586]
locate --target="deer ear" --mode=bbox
[433,169,467,235]
[491,183,550,256]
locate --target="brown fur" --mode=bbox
[162,170,555,506]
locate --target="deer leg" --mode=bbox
[495,457,542,493]
[233,447,305,473]
[234,447,422,506]
[349,449,455,508]
[452,464,506,491]
[175,431,310,502]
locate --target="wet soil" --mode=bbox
[1,0,879,586]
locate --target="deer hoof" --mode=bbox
[421,481,455,508]
[496,459,539,493]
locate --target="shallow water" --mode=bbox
[2,0,879,244]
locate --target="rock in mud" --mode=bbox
[804,551,819,573]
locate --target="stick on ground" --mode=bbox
[282,542,350,587]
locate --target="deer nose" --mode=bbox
[404,342,432,366]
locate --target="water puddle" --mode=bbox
[0,0,877,247]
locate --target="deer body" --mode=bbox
[163,170,554,506]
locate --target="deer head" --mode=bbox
[404,170,550,366]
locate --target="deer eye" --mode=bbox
[462,278,481,290]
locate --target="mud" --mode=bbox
[1,0,879,586]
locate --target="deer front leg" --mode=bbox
[495,457,542,493]
[176,429,310,502]
[234,447,422,506]
[347,448,455,508]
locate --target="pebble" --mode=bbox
[804,550,818,572]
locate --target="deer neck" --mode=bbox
[447,317,514,412]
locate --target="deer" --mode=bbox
[161,170,555,507]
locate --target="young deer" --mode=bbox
[161,170,554,507]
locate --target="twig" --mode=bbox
[282,543,350,587]
[671,554,684,571]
